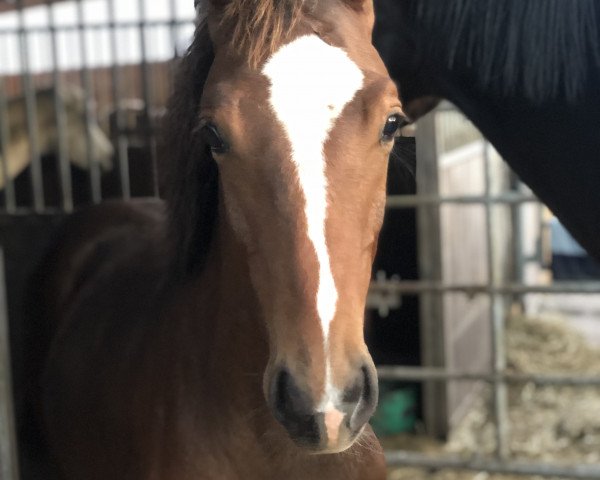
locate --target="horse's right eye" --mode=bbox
[200,123,228,154]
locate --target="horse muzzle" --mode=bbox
[266,362,378,453]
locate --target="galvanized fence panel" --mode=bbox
[376,105,600,478]
[0,0,195,215]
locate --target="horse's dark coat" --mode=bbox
[374,0,600,259]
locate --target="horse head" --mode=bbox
[170,0,406,453]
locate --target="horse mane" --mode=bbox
[200,0,307,68]
[412,0,600,102]
[161,22,218,278]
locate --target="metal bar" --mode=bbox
[0,19,194,35]
[385,450,600,479]
[415,111,448,439]
[17,0,45,211]
[541,203,550,266]
[369,280,600,295]
[167,0,180,127]
[510,175,526,303]
[75,0,101,203]
[0,249,20,480]
[483,141,509,459]
[0,208,68,217]
[0,0,66,13]
[137,0,159,197]
[0,63,17,212]
[386,193,538,208]
[168,0,179,58]
[107,0,131,199]
[377,366,600,386]
[48,1,73,212]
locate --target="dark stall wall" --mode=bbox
[367,138,420,369]
[368,1,421,369]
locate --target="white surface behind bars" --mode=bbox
[0,0,195,74]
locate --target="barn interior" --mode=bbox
[0,1,599,479]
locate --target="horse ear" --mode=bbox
[196,0,229,15]
[343,0,370,11]
[404,96,442,121]
[205,0,229,8]
[338,0,375,29]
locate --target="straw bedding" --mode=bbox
[385,314,600,480]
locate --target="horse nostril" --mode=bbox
[342,365,376,405]
[361,365,376,405]
[272,369,291,422]
[271,368,311,422]
[342,375,363,404]
[346,364,378,432]
[269,368,320,446]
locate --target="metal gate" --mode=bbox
[374,106,600,478]
[0,0,195,213]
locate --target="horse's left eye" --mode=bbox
[200,123,228,154]
[381,114,408,142]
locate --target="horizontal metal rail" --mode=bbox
[377,366,600,386]
[0,19,193,36]
[387,193,538,208]
[370,280,600,295]
[385,451,600,479]
[0,208,71,218]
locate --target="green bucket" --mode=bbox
[370,382,417,437]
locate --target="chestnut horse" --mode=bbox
[34,0,405,478]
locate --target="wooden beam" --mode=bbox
[0,0,65,14]
[415,110,449,439]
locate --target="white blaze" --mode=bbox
[263,35,364,407]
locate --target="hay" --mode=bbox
[385,314,600,480]
[506,314,600,375]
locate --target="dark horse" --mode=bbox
[375,0,600,259]
[30,0,404,478]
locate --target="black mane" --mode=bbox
[161,23,218,277]
[378,0,600,102]
[375,0,600,261]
